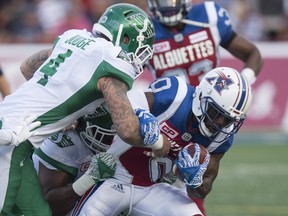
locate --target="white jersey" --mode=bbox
[32,130,93,181]
[0,29,135,147]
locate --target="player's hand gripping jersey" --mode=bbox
[0,29,135,148]
[108,76,233,186]
[147,2,235,86]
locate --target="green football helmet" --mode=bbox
[78,103,116,153]
[92,3,155,77]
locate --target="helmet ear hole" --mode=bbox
[123,34,130,45]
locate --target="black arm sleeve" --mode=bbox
[220,31,237,49]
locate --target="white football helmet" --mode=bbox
[78,103,116,153]
[147,0,192,26]
[192,67,252,143]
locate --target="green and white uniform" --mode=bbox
[33,130,94,184]
[0,28,134,215]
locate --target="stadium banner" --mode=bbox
[0,43,287,132]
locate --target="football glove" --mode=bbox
[135,108,160,146]
[86,152,116,183]
[175,144,210,189]
[72,152,116,196]
[0,114,41,146]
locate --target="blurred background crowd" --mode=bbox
[0,0,288,44]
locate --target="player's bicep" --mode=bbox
[97,77,129,111]
[20,48,53,80]
[226,35,258,61]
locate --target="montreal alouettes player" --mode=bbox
[71,67,252,216]
[146,0,262,87]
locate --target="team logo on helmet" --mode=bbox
[99,16,108,23]
[125,14,154,39]
[206,71,234,95]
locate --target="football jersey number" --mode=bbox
[159,59,214,84]
[37,49,72,86]
[149,157,173,182]
[150,77,172,93]
[218,7,231,26]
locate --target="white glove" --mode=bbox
[11,114,41,146]
[72,152,116,196]
[241,68,256,85]
[0,114,41,146]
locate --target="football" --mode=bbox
[186,143,208,164]
[173,143,209,181]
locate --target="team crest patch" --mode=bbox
[98,15,108,23]
[117,50,131,63]
[206,71,234,95]
[181,132,192,141]
[49,132,74,148]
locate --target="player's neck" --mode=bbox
[165,23,185,33]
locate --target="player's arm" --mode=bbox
[20,48,53,80]
[97,77,142,145]
[38,152,116,215]
[38,162,79,216]
[186,153,224,199]
[97,77,167,155]
[0,67,11,97]
[226,35,263,83]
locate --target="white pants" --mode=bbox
[71,178,203,216]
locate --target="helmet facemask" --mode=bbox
[147,0,192,26]
[123,18,154,77]
[78,103,116,154]
[79,121,116,153]
[197,96,244,142]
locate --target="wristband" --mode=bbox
[150,134,163,150]
[72,173,95,196]
[241,68,256,85]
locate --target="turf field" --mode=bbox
[205,133,288,216]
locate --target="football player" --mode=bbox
[0,3,165,215]
[145,0,262,214]
[72,67,252,216]
[146,0,263,87]
[32,103,117,216]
